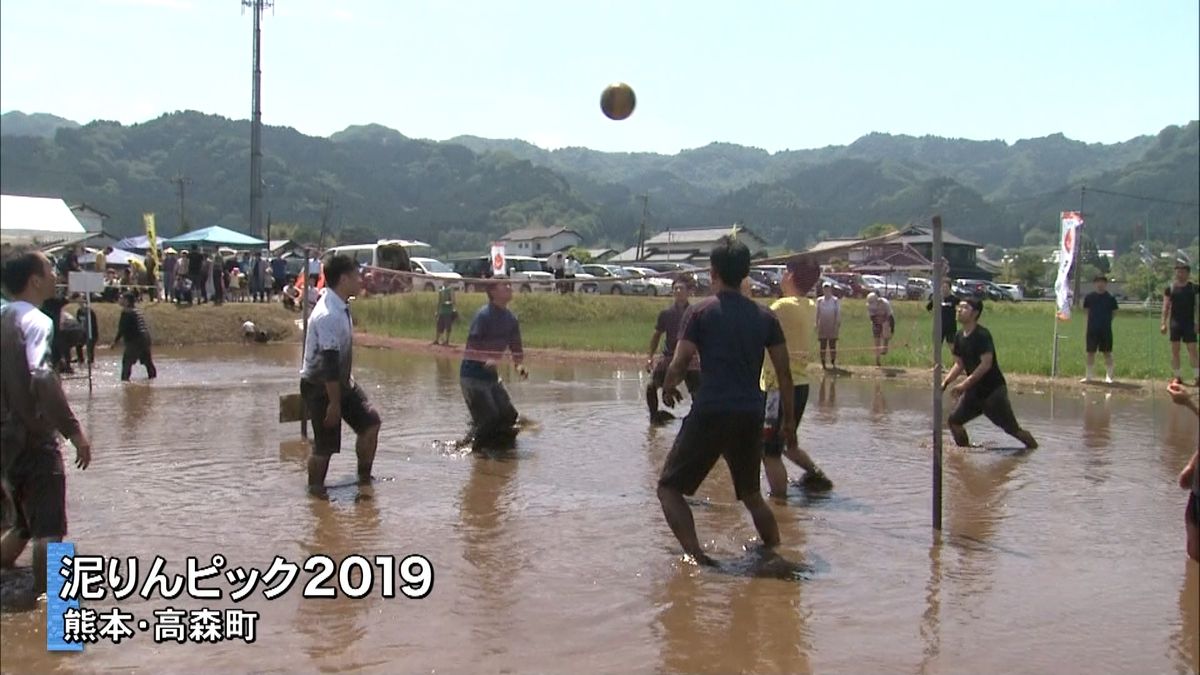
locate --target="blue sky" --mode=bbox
[1,0,1197,154]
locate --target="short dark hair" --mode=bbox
[1093,274,1108,282]
[1176,262,1191,271]
[963,297,984,317]
[786,258,821,295]
[322,254,358,289]
[710,235,750,288]
[672,277,690,290]
[1,252,50,295]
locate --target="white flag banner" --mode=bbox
[490,244,507,277]
[1054,211,1083,320]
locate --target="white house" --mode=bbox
[1,194,87,246]
[70,203,110,233]
[610,225,768,263]
[499,226,583,256]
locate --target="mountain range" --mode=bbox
[1,110,1196,255]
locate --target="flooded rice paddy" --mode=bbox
[0,343,1197,674]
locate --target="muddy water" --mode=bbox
[1,343,1197,674]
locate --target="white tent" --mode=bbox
[1,195,87,246]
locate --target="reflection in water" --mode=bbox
[816,375,838,423]
[458,453,523,652]
[919,532,944,675]
[657,570,813,674]
[870,381,888,419]
[121,382,155,431]
[1174,562,1200,674]
[434,355,457,388]
[294,492,382,671]
[1081,391,1113,484]
[944,449,1024,605]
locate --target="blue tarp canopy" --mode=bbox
[163,226,267,248]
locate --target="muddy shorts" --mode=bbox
[658,410,764,501]
[301,380,381,457]
[650,355,701,394]
[948,384,1021,435]
[1086,329,1113,353]
[0,442,68,540]
[762,385,809,458]
[1169,321,1198,344]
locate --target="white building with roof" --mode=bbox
[499,226,583,255]
[610,225,767,263]
[1,194,88,246]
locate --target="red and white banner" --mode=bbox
[490,244,507,277]
[1054,211,1083,320]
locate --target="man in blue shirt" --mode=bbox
[656,235,795,566]
[460,281,527,451]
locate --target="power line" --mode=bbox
[1083,186,1198,208]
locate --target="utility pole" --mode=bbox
[170,174,192,235]
[636,193,648,261]
[317,195,334,250]
[1072,185,1086,307]
[243,0,273,239]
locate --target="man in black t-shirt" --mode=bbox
[645,279,701,424]
[1081,274,1119,383]
[656,235,794,566]
[1161,262,1199,386]
[941,298,1037,449]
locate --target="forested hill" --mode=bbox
[2,110,1195,254]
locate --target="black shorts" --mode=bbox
[0,442,68,540]
[1169,321,1198,343]
[650,356,701,394]
[300,380,382,457]
[436,314,455,333]
[947,384,1021,436]
[1086,329,1113,353]
[763,384,810,458]
[1187,492,1200,528]
[273,278,286,294]
[658,410,764,501]
[941,327,956,345]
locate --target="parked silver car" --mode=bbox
[581,264,650,295]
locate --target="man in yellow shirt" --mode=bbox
[94,246,111,272]
[761,258,833,496]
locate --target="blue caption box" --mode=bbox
[47,541,83,652]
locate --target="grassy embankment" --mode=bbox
[354,292,1183,380]
[86,301,298,346]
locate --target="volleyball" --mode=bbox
[600,82,636,120]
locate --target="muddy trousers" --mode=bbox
[121,341,158,381]
[460,377,518,447]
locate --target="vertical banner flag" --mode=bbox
[47,541,83,651]
[1055,211,1083,320]
[143,213,161,273]
[490,243,507,277]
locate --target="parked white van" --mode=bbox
[325,240,417,294]
[410,257,464,292]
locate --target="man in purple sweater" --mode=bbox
[460,281,528,450]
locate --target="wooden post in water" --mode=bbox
[299,254,311,439]
[931,215,944,531]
